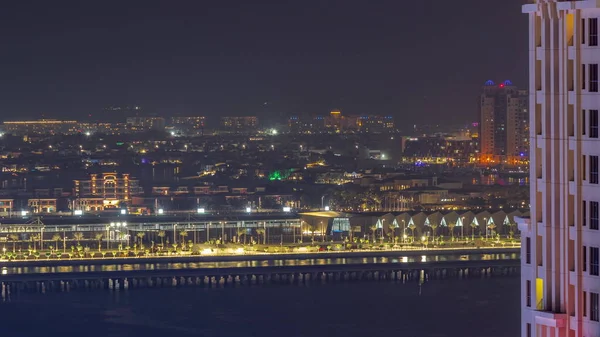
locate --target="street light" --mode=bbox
[324,206,330,211]
[283,206,291,212]
[120,209,127,215]
[197,208,205,214]
[158,208,164,215]
[402,220,406,243]
[245,207,251,213]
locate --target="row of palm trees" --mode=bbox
[3,228,269,254]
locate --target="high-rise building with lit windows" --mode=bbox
[479,80,529,165]
[519,1,600,337]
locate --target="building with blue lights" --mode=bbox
[479,80,529,165]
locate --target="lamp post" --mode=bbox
[484,217,488,240]
[206,222,210,242]
[461,217,465,241]
[402,220,406,243]
[108,222,116,249]
[173,223,177,246]
[221,221,225,243]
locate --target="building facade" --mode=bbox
[2,120,79,136]
[73,173,143,207]
[479,81,529,165]
[220,116,259,132]
[126,117,166,132]
[170,116,206,135]
[520,1,600,337]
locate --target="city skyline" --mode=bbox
[0,0,527,123]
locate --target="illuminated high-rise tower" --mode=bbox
[479,80,528,165]
[520,1,600,337]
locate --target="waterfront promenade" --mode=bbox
[0,247,520,294]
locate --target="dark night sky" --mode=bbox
[0,0,528,124]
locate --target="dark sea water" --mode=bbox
[0,276,519,337]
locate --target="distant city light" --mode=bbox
[197,208,205,214]
[324,206,330,211]
[157,208,164,215]
[85,131,91,136]
[74,210,83,216]
[21,210,28,217]
[283,206,291,212]
[245,207,251,213]
[270,129,278,135]
[120,209,127,215]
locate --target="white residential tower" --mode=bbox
[520,1,600,337]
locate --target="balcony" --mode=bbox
[534,300,568,328]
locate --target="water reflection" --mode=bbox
[0,253,519,275]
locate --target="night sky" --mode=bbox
[0,0,528,124]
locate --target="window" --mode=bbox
[590,18,599,46]
[583,155,587,180]
[583,109,587,135]
[584,291,588,317]
[526,237,531,264]
[583,18,587,44]
[590,64,599,92]
[592,201,599,230]
[591,110,599,138]
[526,323,532,337]
[584,245,587,272]
[591,155,599,184]
[584,200,588,227]
[591,247,599,276]
[592,292,600,322]
[526,280,532,307]
[583,64,586,90]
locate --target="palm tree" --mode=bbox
[387,223,396,243]
[369,224,377,243]
[179,230,188,250]
[158,230,166,247]
[136,232,145,247]
[429,222,439,243]
[94,233,103,252]
[448,222,456,241]
[30,234,40,251]
[407,222,416,243]
[52,234,61,251]
[73,232,84,245]
[307,224,317,242]
[237,228,246,244]
[9,234,18,253]
[256,228,266,245]
[470,222,478,241]
[488,223,497,240]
